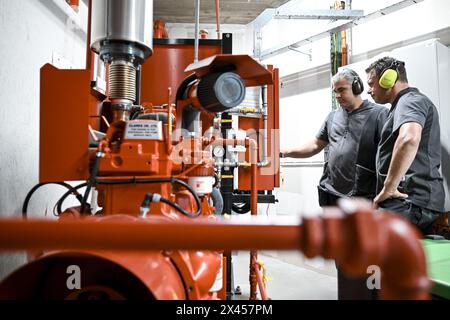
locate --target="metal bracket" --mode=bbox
[275,9,364,20]
[261,0,425,60]
[288,46,312,61]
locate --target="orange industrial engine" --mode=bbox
[0,0,279,300]
[0,0,431,301]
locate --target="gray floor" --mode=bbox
[231,251,337,300]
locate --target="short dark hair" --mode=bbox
[365,56,408,83]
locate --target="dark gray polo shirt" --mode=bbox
[316,100,389,198]
[376,87,445,212]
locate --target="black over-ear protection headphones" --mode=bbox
[348,69,364,95]
[379,59,405,89]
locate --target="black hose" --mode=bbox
[176,73,198,103]
[176,73,198,132]
[213,173,220,189]
[56,182,89,215]
[211,188,224,215]
[141,192,201,218]
[182,106,201,132]
[161,196,201,218]
[130,109,141,120]
[232,201,251,214]
[96,177,202,216]
[80,152,103,214]
[22,182,83,219]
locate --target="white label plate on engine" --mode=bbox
[125,120,163,140]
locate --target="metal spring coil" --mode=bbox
[108,62,136,103]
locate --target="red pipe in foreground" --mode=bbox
[0,200,432,299]
[0,217,300,252]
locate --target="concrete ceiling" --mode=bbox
[154,0,290,24]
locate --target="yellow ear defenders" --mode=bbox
[379,60,404,89]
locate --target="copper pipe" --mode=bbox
[215,0,221,39]
[249,139,258,299]
[252,255,268,300]
[249,250,257,300]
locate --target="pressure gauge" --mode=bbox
[213,146,225,158]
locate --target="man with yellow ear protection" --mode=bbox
[366,57,445,235]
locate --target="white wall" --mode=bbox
[351,0,450,58]
[279,90,329,162]
[277,88,331,214]
[0,0,88,280]
[264,38,331,78]
[166,23,250,54]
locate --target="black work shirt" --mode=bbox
[376,87,445,212]
[316,100,389,198]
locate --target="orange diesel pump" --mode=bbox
[7,0,278,300]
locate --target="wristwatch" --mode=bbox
[280,152,284,158]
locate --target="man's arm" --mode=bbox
[281,138,328,159]
[374,122,422,205]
